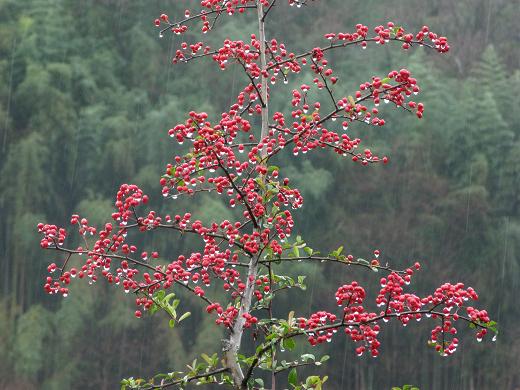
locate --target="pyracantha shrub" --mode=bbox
[39,1,496,389]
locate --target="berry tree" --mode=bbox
[38,1,497,389]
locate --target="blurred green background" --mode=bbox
[0,0,519,389]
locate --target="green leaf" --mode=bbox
[301,354,315,362]
[283,338,296,351]
[200,353,212,365]
[293,245,300,258]
[171,299,181,310]
[304,246,313,256]
[164,293,176,304]
[288,311,294,325]
[288,368,298,386]
[255,378,265,387]
[169,319,175,328]
[178,311,191,322]
[155,290,166,300]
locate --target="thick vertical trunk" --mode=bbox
[223,2,269,389]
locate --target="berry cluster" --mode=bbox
[296,263,489,357]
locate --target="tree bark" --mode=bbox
[223,1,269,389]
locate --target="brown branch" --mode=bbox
[144,367,229,389]
[214,153,260,229]
[261,255,408,274]
[160,5,258,35]
[266,37,436,71]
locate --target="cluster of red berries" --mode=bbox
[295,261,487,357]
[112,184,148,224]
[298,311,338,346]
[38,223,67,248]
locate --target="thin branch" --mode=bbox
[260,255,408,274]
[160,5,258,35]
[261,0,277,22]
[266,37,435,71]
[214,153,260,229]
[144,367,229,389]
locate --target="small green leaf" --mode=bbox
[283,338,296,351]
[304,246,313,256]
[288,368,298,386]
[301,354,315,362]
[169,319,175,328]
[178,311,191,322]
[201,353,212,365]
[288,311,294,325]
[155,290,166,300]
[171,299,181,310]
[164,293,176,304]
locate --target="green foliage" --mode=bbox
[392,386,419,390]
[12,305,53,380]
